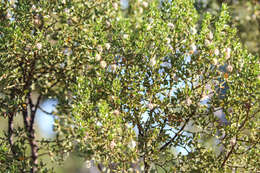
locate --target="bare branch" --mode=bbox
[159,118,190,151]
[8,113,15,155]
[221,141,236,167]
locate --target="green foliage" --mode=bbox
[0,0,259,172]
[195,0,260,56]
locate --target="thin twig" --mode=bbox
[38,105,53,115]
[159,118,190,151]
[221,142,236,167]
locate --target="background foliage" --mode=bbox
[0,0,259,172]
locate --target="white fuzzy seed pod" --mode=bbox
[112,3,118,10]
[64,8,69,13]
[32,5,37,11]
[147,25,152,31]
[36,43,42,50]
[205,39,211,47]
[97,45,103,52]
[123,34,129,39]
[106,21,111,28]
[143,1,148,8]
[105,43,111,50]
[190,27,197,35]
[95,54,101,61]
[213,58,218,65]
[111,64,117,72]
[148,103,154,110]
[230,138,236,146]
[225,47,231,59]
[6,12,12,19]
[186,98,192,106]
[139,7,143,14]
[100,60,107,69]
[209,31,214,40]
[167,23,174,29]
[110,140,116,149]
[214,49,220,56]
[113,109,120,116]
[166,38,171,44]
[226,64,233,72]
[150,57,156,67]
[190,43,197,53]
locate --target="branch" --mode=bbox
[38,105,53,115]
[22,106,30,132]
[8,113,15,155]
[28,94,42,173]
[235,141,259,155]
[221,141,236,167]
[29,94,42,132]
[219,102,253,166]
[156,118,167,141]
[133,107,144,137]
[159,118,190,151]
[226,164,247,169]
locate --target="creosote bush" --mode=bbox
[0,0,259,172]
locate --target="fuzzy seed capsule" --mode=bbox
[214,49,220,56]
[95,54,101,61]
[167,23,174,29]
[36,43,42,50]
[226,65,233,72]
[100,60,107,69]
[105,43,111,50]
